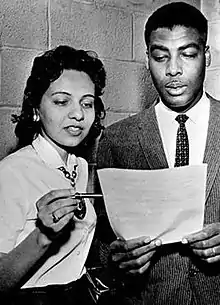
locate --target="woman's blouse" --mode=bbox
[0,135,96,287]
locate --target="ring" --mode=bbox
[52,212,59,223]
[212,247,216,256]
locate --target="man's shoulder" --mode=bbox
[206,92,220,105]
[105,113,139,132]
[103,107,153,136]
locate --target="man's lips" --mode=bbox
[165,82,187,95]
[165,82,186,89]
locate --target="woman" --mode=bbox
[0,45,106,304]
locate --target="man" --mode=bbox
[96,2,220,304]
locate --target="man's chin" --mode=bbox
[163,97,191,112]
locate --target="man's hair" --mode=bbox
[144,2,208,47]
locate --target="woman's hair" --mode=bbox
[12,45,106,149]
[144,2,208,48]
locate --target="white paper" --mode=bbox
[97,165,207,244]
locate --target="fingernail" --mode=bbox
[182,238,188,244]
[154,239,162,246]
[144,237,151,243]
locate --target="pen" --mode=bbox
[70,193,103,199]
[27,193,103,221]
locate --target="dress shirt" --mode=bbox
[155,91,210,168]
[0,134,96,287]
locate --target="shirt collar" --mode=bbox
[32,134,78,172]
[156,90,209,124]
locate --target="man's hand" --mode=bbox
[182,223,220,263]
[110,236,162,275]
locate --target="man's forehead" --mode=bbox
[148,26,202,48]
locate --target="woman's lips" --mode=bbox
[65,126,83,136]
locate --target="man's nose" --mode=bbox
[68,104,84,121]
[166,58,182,76]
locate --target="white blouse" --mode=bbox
[0,135,97,287]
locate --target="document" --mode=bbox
[97,164,207,244]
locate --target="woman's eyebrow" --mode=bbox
[51,91,71,96]
[82,94,95,98]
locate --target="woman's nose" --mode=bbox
[68,104,84,121]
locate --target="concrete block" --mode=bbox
[0,107,19,160]
[1,48,43,106]
[50,0,132,59]
[170,0,201,10]
[207,21,220,69]
[0,0,47,49]
[201,0,220,21]
[205,68,220,100]
[133,12,148,62]
[102,58,157,113]
[92,0,169,12]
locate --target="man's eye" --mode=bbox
[153,55,168,62]
[182,52,197,58]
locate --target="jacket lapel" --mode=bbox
[204,96,220,201]
[137,104,169,169]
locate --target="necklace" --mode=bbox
[57,164,86,219]
[57,164,78,187]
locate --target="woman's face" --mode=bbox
[37,69,95,161]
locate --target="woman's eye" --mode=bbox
[81,99,94,109]
[53,100,69,106]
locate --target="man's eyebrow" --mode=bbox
[178,43,200,51]
[150,42,200,52]
[150,42,200,53]
[150,44,168,53]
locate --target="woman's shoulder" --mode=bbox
[0,145,37,172]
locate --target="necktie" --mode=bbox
[174,114,189,167]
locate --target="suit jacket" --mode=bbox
[96,94,220,305]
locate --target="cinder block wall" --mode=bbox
[202,0,220,100]
[0,0,204,161]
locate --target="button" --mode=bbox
[77,251,80,256]
[189,268,199,277]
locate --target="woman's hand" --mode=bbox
[110,236,162,275]
[182,223,220,263]
[36,188,82,245]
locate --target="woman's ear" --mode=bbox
[205,45,211,67]
[33,108,40,122]
[145,50,149,69]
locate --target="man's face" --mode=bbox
[146,26,209,112]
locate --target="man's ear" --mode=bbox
[145,50,149,69]
[205,45,211,67]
